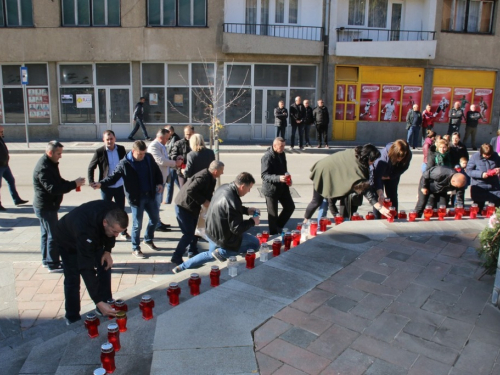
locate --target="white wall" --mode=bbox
[299,0,323,26]
[224,0,246,24]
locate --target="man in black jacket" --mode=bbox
[33,141,85,271]
[128,97,151,141]
[414,166,467,216]
[164,125,181,204]
[303,100,314,148]
[274,100,288,138]
[464,104,481,150]
[447,101,464,136]
[169,125,194,185]
[290,96,305,150]
[171,160,224,266]
[261,138,295,235]
[92,140,163,259]
[88,130,130,240]
[173,172,260,272]
[313,99,330,148]
[57,200,128,324]
[0,125,28,210]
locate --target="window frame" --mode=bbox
[61,0,121,27]
[147,0,208,27]
[275,0,299,24]
[347,0,392,29]
[1,0,34,27]
[441,0,495,34]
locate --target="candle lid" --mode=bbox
[247,249,255,254]
[115,299,125,307]
[211,265,220,271]
[256,233,262,236]
[169,282,179,289]
[190,273,200,279]
[399,210,406,214]
[86,312,97,321]
[142,295,152,302]
[310,220,317,223]
[107,299,115,305]
[273,238,282,243]
[107,323,119,332]
[262,231,268,234]
[101,342,114,352]
[228,256,237,261]
[94,368,107,375]
[116,311,126,318]
[285,232,292,235]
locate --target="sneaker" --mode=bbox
[188,251,199,258]
[42,261,48,268]
[155,226,171,232]
[48,264,63,273]
[172,266,182,274]
[119,232,131,241]
[212,249,227,263]
[145,137,153,141]
[290,146,294,150]
[128,136,135,141]
[15,199,29,206]
[65,316,82,325]
[159,222,171,228]
[171,256,184,266]
[143,240,159,251]
[132,250,147,259]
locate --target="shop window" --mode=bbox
[0,0,33,27]
[62,0,120,26]
[254,65,288,87]
[290,89,315,107]
[227,65,251,86]
[291,66,316,88]
[148,0,206,27]
[59,87,95,123]
[60,64,93,85]
[442,0,494,33]
[167,87,189,122]
[142,64,165,86]
[96,63,130,85]
[275,0,298,24]
[192,63,214,86]
[168,64,189,86]
[225,88,252,123]
[348,0,387,28]
[142,88,165,123]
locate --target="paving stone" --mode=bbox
[54,365,99,375]
[273,364,308,375]
[407,236,432,244]
[426,236,453,248]
[330,264,366,285]
[379,256,425,273]
[440,243,468,258]
[394,332,459,365]
[432,317,474,350]
[453,339,500,375]
[428,290,460,306]
[469,325,500,348]
[275,307,332,335]
[382,269,419,291]
[450,265,476,277]
[307,324,359,361]
[311,305,371,333]
[403,321,437,340]
[280,327,318,349]
[325,295,358,313]
[414,273,467,295]
[395,283,433,307]
[350,335,418,369]
[455,286,491,314]
[359,271,387,284]
[363,312,409,343]
[353,258,395,276]
[350,279,400,298]
[350,294,393,320]
[406,250,436,267]
[256,352,283,375]
[319,348,374,375]
[289,288,334,313]
[254,318,292,351]
[386,301,446,327]
[260,338,330,375]
[373,242,417,255]
[408,355,452,375]
[364,358,407,375]
[357,247,393,262]
[316,279,368,302]
[475,304,500,333]
[491,363,500,375]
[386,251,411,262]
[421,299,480,324]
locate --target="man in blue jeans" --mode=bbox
[406,104,422,150]
[173,172,260,273]
[92,140,163,259]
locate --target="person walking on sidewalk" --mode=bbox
[33,141,85,271]
[128,97,151,141]
[0,125,28,210]
[88,129,130,240]
[92,141,163,259]
[406,104,422,149]
[169,125,194,186]
[57,200,128,324]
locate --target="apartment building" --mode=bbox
[0,0,498,143]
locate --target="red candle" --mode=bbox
[84,312,100,339]
[100,342,116,374]
[487,203,496,218]
[387,207,397,223]
[309,220,318,236]
[351,212,361,221]
[383,198,392,209]
[438,205,446,221]
[423,206,433,221]
[285,172,292,186]
[448,208,455,217]
[107,323,121,352]
[319,217,329,232]
[114,299,128,312]
[189,273,201,296]
[283,232,292,251]
[432,209,438,218]
[107,299,116,320]
[76,185,81,192]
[471,203,479,219]
[464,207,471,216]
[167,283,181,306]
[409,210,417,222]
[296,224,302,231]
[245,250,256,269]
[262,231,269,242]
[210,266,220,287]
[366,212,375,220]
[116,311,127,333]
[272,239,281,256]
[334,214,344,225]
[256,233,263,244]
[398,210,407,220]
[291,230,300,247]
[139,295,154,320]
[481,208,488,216]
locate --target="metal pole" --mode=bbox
[22,66,30,148]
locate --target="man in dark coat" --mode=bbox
[261,137,295,235]
[58,200,128,324]
[312,99,330,148]
[128,97,151,141]
[449,132,469,166]
[164,125,181,204]
[88,129,130,240]
[466,144,500,210]
[289,96,305,150]
[447,101,464,136]
[303,100,314,147]
[274,100,288,138]
[171,160,224,266]
[33,141,85,271]
[169,125,194,184]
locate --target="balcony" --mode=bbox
[335,27,437,59]
[222,23,324,56]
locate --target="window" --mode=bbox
[442,0,494,33]
[0,0,33,26]
[348,0,388,28]
[148,0,207,27]
[348,0,365,26]
[275,0,297,24]
[62,0,120,26]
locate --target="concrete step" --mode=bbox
[0,336,44,374]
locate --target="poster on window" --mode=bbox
[431,87,452,123]
[401,86,422,120]
[27,89,50,118]
[336,85,346,102]
[335,104,345,120]
[347,85,357,102]
[149,93,158,106]
[452,88,473,116]
[346,103,356,120]
[473,88,493,124]
[380,85,401,122]
[76,94,93,108]
[359,85,380,120]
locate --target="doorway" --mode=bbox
[390,4,402,41]
[97,87,131,138]
[254,88,287,140]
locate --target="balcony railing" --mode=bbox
[336,27,436,42]
[224,23,324,41]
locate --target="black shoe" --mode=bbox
[0,204,6,211]
[212,249,227,263]
[171,256,184,266]
[145,137,153,141]
[48,263,63,273]
[65,316,82,325]
[143,240,159,251]
[15,199,29,206]
[160,222,171,228]
[473,147,477,151]
[128,136,135,141]
[155,226,171,232]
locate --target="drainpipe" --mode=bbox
[322,0,331,133]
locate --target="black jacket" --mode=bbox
[303,106,314,125]
[169,138,191,162]
[274,107,288,127]
[133,101,144,120]
[166,132,181,156]
[450,142,469,165]
[466,111,481,128]
[185,148,215,179]
[448,108,464,126]
[313,106,329,128]
[57,200,118,305]
[206,182,255,251]
[261,147,288,198]
[99,151,163,207]
[175,169,216,216]
[88,145,126,183]
[0,137,9,167]
[420,166,463,205]
[290,103,305,126]
[33,154,76,210]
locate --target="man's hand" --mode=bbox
[248,207,257,215]
[252,216,260,225]
[96,301,117,317]
[379,206,391,218]
[91,182,101,190]
[156,184,164,194]
[279,175,287,183]
[101,252,113,270]
[75,177,86,187]
[421,188,429,195]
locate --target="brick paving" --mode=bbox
[254,232,499,375]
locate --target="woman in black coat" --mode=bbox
[184,134,215,179]
[466,143,500,210]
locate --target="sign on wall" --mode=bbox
[359,84,380,120]
[76,94,93,108]
[380,85,401,122]
[401,86,422,120]
[431,87,452,123]
[475,88,493,124]
[28,88,50,119]
[452,88,473,115]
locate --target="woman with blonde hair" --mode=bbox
[184,134,215,179]
[427,138,452,169]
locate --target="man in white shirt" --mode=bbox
[382,98,397,121]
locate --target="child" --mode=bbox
[451,157,470,206]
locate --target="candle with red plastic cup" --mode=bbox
[100,342,115,374]
[351,212,361,221]
[291,230,300,247]
[84,312,100,338]
[189,273,201,296]
[398,210,407,220]
[464,207,471,216]
[76,185,81,192]
[262,231,269,242]
[296,223,302,231]
[366,212,375,220]
[272,238,281,257]
[167,282,181,306]
[285,172,292,186]
[319,217,329,232]
[438,205,447,221]
[334,214,344,225]
[383,198,391,209]
[309,220,318,236]
[139,295,154,320]
[386,207,395,223]
[107,323,121,352]
[488,203,496,218]
[256,233,263,244]
[245,250,256,269]
[283,232,292,251]
[481,208,488,216]
[114,299,128,312]
[432,208,438,218]
[210,265,220,287]
[116,311,127,332]
[423,206,433,221]
[470,203,478,219]
[107,299,116,320]
[448,208,455,217]
[409,210,417,222]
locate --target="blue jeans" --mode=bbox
[33,208,60,266]
[129,118,149,139]
[317,199,329,221]
[407,126,420,148]
[130,195,159,250]
[101,186,127,235]
[421,162,427,174]
[165,169,180,204]
[173,205,199,261]
[0,166,22,204]
[155,183,166,228]
[179,233,260,270]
